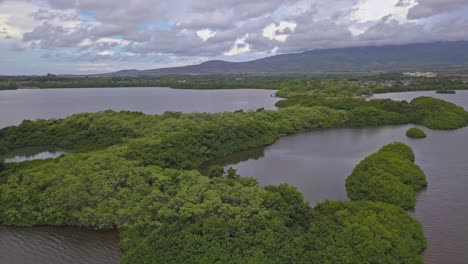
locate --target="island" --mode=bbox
[436,89,456,94]
[406,128,427,138]
[1,89,467,262]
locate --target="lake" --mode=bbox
[1,89,467,263]
[0,87,279,128]
[372,89,468,106]
[0,87,279,264]
[214,90,468,264]
[0,226,120,264]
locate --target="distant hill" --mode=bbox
[102,41,468,76]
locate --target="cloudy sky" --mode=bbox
[0,0,467,74]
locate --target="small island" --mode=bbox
[436,89,456,94]
[406,128,427,138]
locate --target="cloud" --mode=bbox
[262,21,296,42]
[196,29,216,41]
[224,35,250,56]
[407,0,468,19]
[358,14,468,45]
[0,0,467,74]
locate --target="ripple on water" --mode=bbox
[0,226,121,264]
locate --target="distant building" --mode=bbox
[360,81,377,87]
[401,80,413,86]
[381,80,397,87]
[403,72,438,78]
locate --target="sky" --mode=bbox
[0,0,467,75]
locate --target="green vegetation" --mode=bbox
[406,128,427,138]
[346,143,427,209]
[0,107,431,262]
[411,97,468,129]
[0,107,347,159]
[436,89,456,94]
[3,71,468,262]
[2,95,465,160]
[277,96,468,129]
[2,73,468,96]
[379,142,416,162]
[0,81,17,90]
[308,200,426,264]
[2,74,466,261]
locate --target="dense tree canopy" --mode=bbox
[0,150,426,263]
[406,128,427,138]
[308,200,426,264]
[436,90,456,94]
[346,143,427,209]
[2,73,467,96]
[277,96,468,129]
[2,87,462,262]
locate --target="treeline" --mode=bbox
[277,96,468,129]
[0,81,17,90]
[373,77,468,93]
[0,122,426,263]
[0,107,347,161]
[1,74,467,95]
[3,96,465,161]
[2,73,466,262]
[346,143,427,209]
[4,75,294,90]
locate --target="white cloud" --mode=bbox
[0,1,84,40]
[351,0,413,22]
[98,49,113,56]
[196,28,216,41]
[262,21,297,42]
[0,0,467,74]
[0,1,38,39]
[96,38,130,45]
[78,63,117,72]
[224,35,250,56]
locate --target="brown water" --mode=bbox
[0,226,120,264]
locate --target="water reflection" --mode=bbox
[209,125,468,264]
[200,147,265,175]
[2,146,65,163]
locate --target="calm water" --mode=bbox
[0,87,279,128]
[0,226,120,264]
[0,87,278,263]
[214,90,468,264]
[1,89,467,263]
[373,90,468,107]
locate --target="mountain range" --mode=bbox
[103,41,468,76]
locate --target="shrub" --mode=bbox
[346,143,427,209]
[436,90,456,94]
[379,142,415,162]
[411,97,468,129]
[309,201,426,264]
[406,128,427,138]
